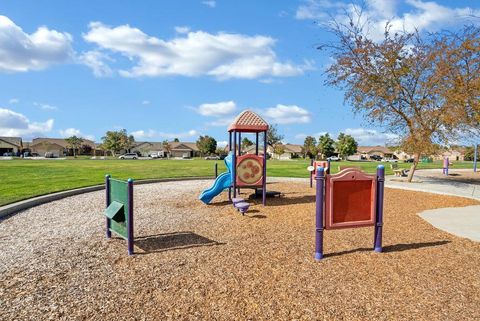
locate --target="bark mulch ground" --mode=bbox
[0,180,479,320]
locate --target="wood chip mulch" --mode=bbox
[0,180,479,321]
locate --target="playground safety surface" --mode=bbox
[1,180,479,320]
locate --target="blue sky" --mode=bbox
[0,0,479,146]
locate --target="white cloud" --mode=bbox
[208,117,236,127]
[34,102,58,111]
[78,50,113,77]
[0,108,53,138]
[262,104,311,124]
[174,26,191,34]
[142,100,150,105]
[0,15,73,73]
[131,129,199,141]
[197,101,236,116]
[82,22,307,79]
[202,0,216,8]
[344,128,399,145]
[58,127,95,141]
[296,0,480,41]
[217,140,228,148]
[8,98,19,104]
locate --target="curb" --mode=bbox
[0,176,213,219]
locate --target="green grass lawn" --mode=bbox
[0,158,474,206]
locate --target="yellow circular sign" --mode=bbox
[237,158,263,185]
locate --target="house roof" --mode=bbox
[228,110,269,132]
[31,137,96,148]
[357,146,393,154]
[133,141,199,152]
[283,144,303,153]
[0,136,22,147]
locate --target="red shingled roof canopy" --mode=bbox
[227,110,269,133]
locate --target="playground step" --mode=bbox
[232,198,245,206]
[234,202,250,215]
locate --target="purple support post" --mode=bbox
[314,166,325,261]
[474,144,478,173]
[105,174,111,239]
[238,132,242,156]
[232,131,237,198]
[374,165,385,252]
[262,130,267,206]
[255,132,259,155]
[127,178,134,255]
[326,159,331,174]
[228,131,232,152]
[310,158,314,188]
[214,162,218,178]
[443,157,449,175]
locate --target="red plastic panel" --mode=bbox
[325,169,377,229]
[236,154,264,187]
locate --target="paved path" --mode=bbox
[419,206,480,241]
[385,171,480,200]
[384,170,480,241]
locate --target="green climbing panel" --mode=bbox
[104,178,130,240]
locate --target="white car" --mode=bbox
[119,153,138,160]
[327,156,340,161]
[384,158,398,163]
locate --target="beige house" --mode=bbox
[353,146,396,160]
[0,137,22,155]
[131,141,200,158]
[434,148,466,161]
[30,138,96,157]
[269,144,303,160]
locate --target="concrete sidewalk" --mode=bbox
[385,174,480,200]
[385,170,479,241]
[420,206,480,241]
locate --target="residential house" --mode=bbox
[353,146,396,160]
[30,138,96,157]
[0,136,22,155]
[170,142,200,158]
[434,148,466,161]
[269,144,303,160]
[131,141,200,158]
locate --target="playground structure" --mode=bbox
[199,110,269,207]
[104,175,134,255]
[313,165,385,260]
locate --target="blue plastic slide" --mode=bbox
[199,153,233,204]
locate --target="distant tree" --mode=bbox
[335,133,358,160]
[273,144,285,158]
[464,146,480,161]
[215,147,227,156]
[196,136,217,156]
[242,137,254,150]
[162,140,172,158]
[317,134,335,159]
[303,136,317,159]
[322,14,480,181]
[173,138,180,142]
[64,136,84,158]
[79,144,92,156]
[266,124,284,146]
[102,129,134,157]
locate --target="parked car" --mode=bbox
[384,158,398,163]
[45,152,55,158]
[205,155,220,160]
[404,158,415,163]
[327,156,340,161]
[370,155,383,161]
[119,153,138,160]
[3,152,13,156]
